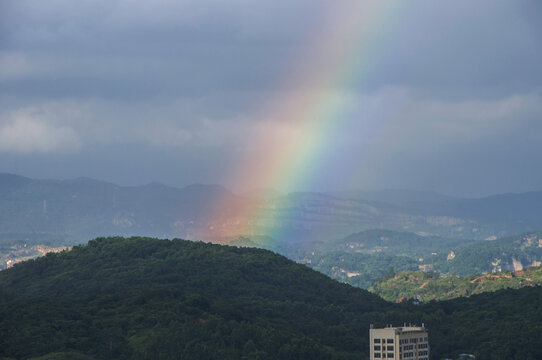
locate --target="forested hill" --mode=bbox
[0,237,390,360]
[0,237,385,306]
[1,237,541,360]
[372,266,542,302]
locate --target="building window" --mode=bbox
[387,339,394,343]
[375,354,381,358]
[387,346,394,351]
[374,346,381,351]
[388,353,394,358]
[375,339,381,343]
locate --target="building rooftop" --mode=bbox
[370,324,427,332]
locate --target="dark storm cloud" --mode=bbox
[0,0,541,196]
[4,0,538,100]
[364,1,542,98]
[0,0,320,99]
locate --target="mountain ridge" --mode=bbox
[1,173,542,245]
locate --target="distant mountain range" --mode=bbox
[332,189,458,206]
[1,173,542,246]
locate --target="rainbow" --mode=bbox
[206,2,402,243]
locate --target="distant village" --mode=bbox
[1,244,70,270]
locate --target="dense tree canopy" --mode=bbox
[0,237,541,359]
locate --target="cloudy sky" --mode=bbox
[0,0,541,197]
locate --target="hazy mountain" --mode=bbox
[336,189,542,236]
[332,189,458,206]
[0,173,239,244]
[240,187,282,199]
[1,173,542,247]
[436,192,542,229]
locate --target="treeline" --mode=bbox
[0,237,541,359]
[306,251,419,288]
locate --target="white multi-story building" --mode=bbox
[369,324,429,360]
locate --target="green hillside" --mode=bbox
[304,251,419,289]
[297,231,542,289]
[372,266,542,302]
[0,237,391,360]
[298,229,472,288]
[325,229,474,256]
[1,237,541,360]
[434,231,542,275]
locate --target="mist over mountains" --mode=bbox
[1,173,541,246]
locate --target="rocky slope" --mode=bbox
[372,265,542,302]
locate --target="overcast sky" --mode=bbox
[0,0,541,197]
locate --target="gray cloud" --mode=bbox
[0,0,541,196]
[0,105,80,153]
